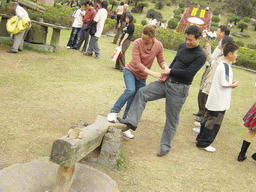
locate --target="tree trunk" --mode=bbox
[240,28,244,32]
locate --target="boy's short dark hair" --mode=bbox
[218,25,230,36]
[223,42,239,56]
[221,36,234,48]
[101,0,108,9]
[185,25,202,39]
[85,1,93,6]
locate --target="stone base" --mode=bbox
[0,36,57,52]
[0,157,119,192]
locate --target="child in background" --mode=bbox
[238,98,256,162]
[66,2,87,49]
[196,42,239,152]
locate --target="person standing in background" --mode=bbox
[7,2,31,53]
[84,1,108,59]
[115,14,135,72]
[112,4,130,44]
[66,2,87,49]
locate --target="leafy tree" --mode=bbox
[251,21,256,31]
[137,2,149,12]
[237,21,249,32]
[225,0,256,18]
[227,16,241,25]
[243,17,250,23]
[155,1,165,10]
[109,0,118,11]
[166,1,172,6]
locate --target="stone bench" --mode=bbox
[0,13,69,52]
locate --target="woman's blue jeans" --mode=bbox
[110,68,146,119]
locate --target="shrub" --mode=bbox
[174,15,181,21]
[211,22,219,27]
[178,8,185,13]
[102,18,116,34]
[133,17,137,23]
[210,26,218,32]
[173,9,181,15]
[166,1,172,6]
[155,1,165,10]
[168,18,179,29]
[179,2,185,8]
[247,44,256,49]
[212,9,220,16]
[55,3,63,9]
[243,17,250,23]
[236,41,244,47]
[151,0,157,3]
[235,47,256,70]
[141,19,147,26]
[212,15,220,23]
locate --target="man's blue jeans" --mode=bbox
[67,27,81,47]
[110,69,146,119]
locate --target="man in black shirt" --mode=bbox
[118,25,206,156]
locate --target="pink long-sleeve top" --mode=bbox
[125,38,166,80]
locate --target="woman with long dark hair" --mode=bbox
[115,14,135,71]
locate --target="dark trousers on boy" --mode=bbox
[196,110,226,148]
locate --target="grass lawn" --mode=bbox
[1,26,256,191]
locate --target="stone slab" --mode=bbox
[0,157,119,192]
[0,36,54,52]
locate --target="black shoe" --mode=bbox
[195,117,202,122]
[157,149,169,156]
[18,49,22,52]
[117,117,137,131]
[193,112,202,117]
[238,152,247,162]
[7,50,18,53]
[252,153,256,161]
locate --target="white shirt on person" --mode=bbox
[205,60,233,111]
[15,5,30,21]
[72,8,86,28]
[94,8,107,38]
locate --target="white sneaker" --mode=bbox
[66,46,70,49]
[194,122,201,127]
[106,113,117,123]
[192,127,200,133]
[202,146,216,152]
[122,130,134,139]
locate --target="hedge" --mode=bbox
[235,47,256,70]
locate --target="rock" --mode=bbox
[97,127,123,167]
[0,157,119,192]
[232,31,250,38]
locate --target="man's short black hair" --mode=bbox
[218,25,230,36]
[185,25,202,39]
[81,1,87,6]
[101,0,108,9]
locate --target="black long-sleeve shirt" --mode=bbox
[169,42,206,85]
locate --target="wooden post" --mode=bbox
[53,164,76,192]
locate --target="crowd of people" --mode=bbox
[5,1,255,162]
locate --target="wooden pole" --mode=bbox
[53,164,76,192]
